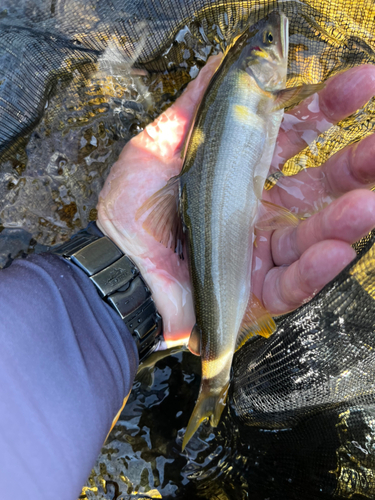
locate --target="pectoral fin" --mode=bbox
[235,293,276,352]
[272,82,325,111]
[255,199,300,231]
[135,176,184,258]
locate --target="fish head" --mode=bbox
[241,11,289,92]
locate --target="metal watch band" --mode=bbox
[52,224,163,362]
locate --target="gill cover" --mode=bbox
[243,11,289,91]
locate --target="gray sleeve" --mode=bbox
[0,253,139,500]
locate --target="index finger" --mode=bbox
[271,65,375,171]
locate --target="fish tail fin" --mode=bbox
[182,382,229,451]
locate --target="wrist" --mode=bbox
[51,222,163,362]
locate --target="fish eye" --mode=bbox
[263,30,274,44]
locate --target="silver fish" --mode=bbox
[138,10,322,450]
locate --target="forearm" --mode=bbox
[0,253,138,500]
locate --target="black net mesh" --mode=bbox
[231,235,375,499]
[1,1,375,499]
[233,235,375,428]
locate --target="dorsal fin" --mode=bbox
[135,176,184,259]
[235,293,276,352]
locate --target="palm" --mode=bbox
[98,55,375,345]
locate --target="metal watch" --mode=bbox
[52,222,163,362]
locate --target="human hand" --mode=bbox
[97,56,223,348]
[252,64,375,314]
[97,56,375,346]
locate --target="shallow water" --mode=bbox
[81,352,375,500]
[80,232,375,499]
[81,351,246,500]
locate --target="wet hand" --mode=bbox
[97,55,223,347]
[253,65,375,314]
[97,56,375,346]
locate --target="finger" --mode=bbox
[271,65,375,171]
[131,54,222,159]
[265,167,335,215]
[251,229,274,302]
[263,240,356,315]
[322,132,375,195]
[271,189,375,266]
[267,133,375,214]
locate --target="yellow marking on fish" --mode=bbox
[190,127,205,149]
[237,71,252,88]
[202,350,232,378]
[252,49,268,59]
[233,104,257,124]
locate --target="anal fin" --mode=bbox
[136,345,187,388]
[236,293,276,352]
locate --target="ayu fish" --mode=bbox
[137,10,323,450]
